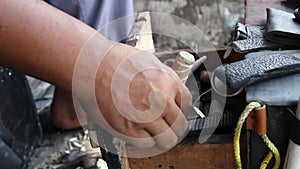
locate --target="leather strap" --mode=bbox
[254,106,267,135]
[246,111,255,130]
[221,50,300,90]
[266,8,300,47]
[231,23,282,53]
[246,106,267,135]
[231,38,281,53]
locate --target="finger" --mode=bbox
[175,84,192,115]
[126,145,164,158]
[120,128,156,149]
[163,101,189,140]
[96,113,156,149]
[144,118,178,150]
[162,64,191,113]
[112,118,157,149]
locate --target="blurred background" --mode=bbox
[134,0,245,50]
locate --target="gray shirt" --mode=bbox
[48,0,135,41]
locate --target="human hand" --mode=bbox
[72,34,192,152]
[0,0,191,151]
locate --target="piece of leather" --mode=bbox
[246,111,255,130]
[266,8,300,47]
[233,23,265,40]
[231,23,283,53]
[232,7,300,53]
[216,50,300,90]
[231,38,282,53]
[246,106,267,135]
[254,106,267,135]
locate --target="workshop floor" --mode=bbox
[27,0,245,168]
[27,127,107,169]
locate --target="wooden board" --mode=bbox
[128,12,155,53]
[128,143,240,169]
[128,135,247,169]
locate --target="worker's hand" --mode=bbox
[0,0,191,152]
[73,34,192,151]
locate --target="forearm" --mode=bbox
[0,0,108,91]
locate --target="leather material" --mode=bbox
[231,38,281,53]
[266,8,300,47]
[233,23,265,40]
[216,50,300,90]
[231,8,300,53]
[231,23,282,53]
[246,106,267,135]
[234,23,265,40]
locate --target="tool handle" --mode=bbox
[172,51,195,84]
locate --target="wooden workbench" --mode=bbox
[125,47,246,169]
[123,3,250,169]
[124,1,286,167]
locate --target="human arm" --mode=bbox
[0,0,95,89]
[0,0,192,151]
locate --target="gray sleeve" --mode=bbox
[48,0,135,41]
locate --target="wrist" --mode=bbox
[71,33,118,97]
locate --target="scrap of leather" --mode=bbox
[219,50,300,90]
[246,111,255,130]
[266,8,300,47]
[231,8,300,53]
[231,23,282,53]
[231,38,281,53]
[233,23,265,40]
[246,105,267,135]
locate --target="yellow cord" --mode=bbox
[261,135,280,169]
[234,102,261,169]
[233,102,280,169]
[260,151,273,169]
